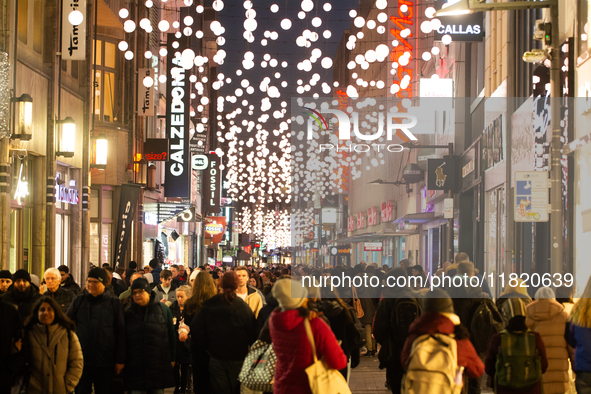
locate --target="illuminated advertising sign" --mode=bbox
[204,153,221,213]
[164,33,190,198]
[144,139,168,161]
[433,0,484,42]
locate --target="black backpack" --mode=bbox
[388,298,422,357]
[470,298,503,356]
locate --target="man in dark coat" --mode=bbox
[58,265,82,295]
[42,267,75,313]
[0,270,12,295]
[0,298,22,394]
[0,269,41,321]
[67,267,126,394]
[124,278,176,392]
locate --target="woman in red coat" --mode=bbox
[270,278,347,394]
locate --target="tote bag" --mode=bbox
[304,318,352,394]
[351,286,364,319]
[238,340,277,392]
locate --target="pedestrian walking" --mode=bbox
[186,270,217,394]
[1,269,41,321]
[170,285,192,394]
[153,269,177,306]
[354,264,380,357]
[124,278,176,394]
[58,265,82,295]
[234,266,263,317]
[66,267,125,394]
[23,296,84,394]
[42,267,75,313]
[526,287,573,394]
[191,271,257,394]
[496,278,532,326]
[568,275,591,394]
[270,278,347,394]
[485,297,548,394]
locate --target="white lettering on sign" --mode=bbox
[209,160,217,206]
[169,57,185,178]
[116,201,131,264]
[437,24,482,35]
[55,178,80,205]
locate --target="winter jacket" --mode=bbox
[270,309,347,394]
[568,323,591,372]
[321,299,363,360]
[240,286,263,318]
[0,300,22,392]
[496,292,532,325]
[60,276,81,295]
[44,287,75,313]
[401,312,484,379]
[191,294,257,361]
[24,324,84,394]
[66,291,126,368]
[526,299,572,394]
[447,283,491,329]
[1,283,41,321]
[484,330,548,394]
[256,292,279,333]
[153,284,177,305]
[124,294,176,390]
[169,300,192,364]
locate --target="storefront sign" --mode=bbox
[381,200,393,222]
[444,198,454,219]
[367,206,378,226]
[191,125,207,154]
[144,212,158,226]
[433,0,484,42]
[205,216,226,244]
[330,246,351,256]
[356,212,365,229]
[514,171,550,222]
[460,139,480,192]
[192,154,208,170]
[164,33,190,198]
[347,216,355,232]
[462,159,474,178]
[138,68,155,116]
[144,139,168,161]
[177,207,196,222]
[204,153,221,213]
[113,184,141,267]
[62,0,86,60]
[420,78,454,98]
[55,177,79,205]
[427,156,458,192]
[364,242,383,252]
[483,115,504,170]
[144,202,192,223]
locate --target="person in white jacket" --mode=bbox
[23,296,84,394]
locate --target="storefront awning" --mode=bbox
[393,212,435,224]
[328,229,405,245]
[143,202,196,224]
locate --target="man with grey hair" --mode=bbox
[43,267,75,313]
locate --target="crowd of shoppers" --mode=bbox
[1,257,590,394]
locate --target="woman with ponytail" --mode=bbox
[191,271,258,394]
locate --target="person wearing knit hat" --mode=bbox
[0,269,41,320]
[0,270,12,295]
[272,278,308,311]
[422,288,455,314]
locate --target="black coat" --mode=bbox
[256,292,279,333]
[169,301,191,364]
[124,295,176,390]
[0,283,41,321]
[0,300,22,392]
[60,276,81,295]
[44,286,75,313]
[191,294,257,361]
[321,299,363,361]
[66,292,126,368]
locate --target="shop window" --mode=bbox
[90,186,114,266]
[90,189,99,218]
[17,0,27,44]
[93,39,120,123]
[33,0,42,53]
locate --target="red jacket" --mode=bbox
[401,312,485,379]
[270,309,347,394]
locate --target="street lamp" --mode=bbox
[436,0,563,276]
[55,117,76,157]
[90,133,107,169]
[11,93,33,140]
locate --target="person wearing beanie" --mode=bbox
[0,268,41,320]
[123,277,176,392]
[374,267,421,394]
[0,270,12,295]
[191,271,257,394]
[269,278,347,394]
[58,265,82,295]
[401,289,484,386]
[66,267,126,394]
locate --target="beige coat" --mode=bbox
[244,288,263,318]
[526,299,573,394]
[24,324,84,394]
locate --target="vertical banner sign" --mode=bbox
[138,68,155,116]
[113,184,141,267]
[204,153,221,213]
[62,0,86,60]
[164,34,190,197]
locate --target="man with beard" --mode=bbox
[58,265,82,295]
[0,269,41,320]
[0,270,12,295]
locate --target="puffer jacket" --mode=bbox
[44,286,75,313]
[60,276,81,295]
[24,324,84,394]
[526,299,572,394]
[270,309,347,394]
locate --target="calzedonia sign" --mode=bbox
[433,0,484,42]
[164,33,190,198]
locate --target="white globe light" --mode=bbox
[184,16,194,26]
[354,16,365,28]
[125,51,134,60]
[400,4,409,12]
[270,4,279,12]
[442,34,452,45]
[69,10,84,25]
[323,3,331,11]
[212,0,224,11]
[158,20,170,31]
[377,12,387,23]
[425,7,436,18]
[431,46,440,55]
[376,44,389,58]
[244,18,257,31]
[323,30,331,39]
[431,18,442,29]
[118,41,128,51]
[124,20,136,33]
[301,0,314,12]
[422,52,432,61]
[421,21,433,34]
[244,51,254,61]
[139,18,151,30]
[196,5,204,13]
[349,9,357,18]
[367,20,376,29]
[143,76,154,87]
[280,18,292,30]
[158,75,166,83]
[217,36,225,45]
[365,50,377,63]
[377,26,386,34]
[298,11,306,19]
[145,0,153,7]
[376,0,388,10]
[321,57,333,69]
[118,8,129,18]
[245,9,256,18]
[311,48,322,58]
[144,51,152,59]
[311,17,322,27]
[196,30,204,38]
[282,61,288,67]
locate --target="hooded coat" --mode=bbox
[269,309,347,394]
[24,324,84,394]
[526,299,572,394]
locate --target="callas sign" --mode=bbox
[433,0,484,42]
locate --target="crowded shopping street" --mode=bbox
[1,0,591,393]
